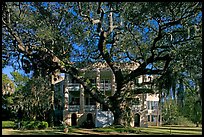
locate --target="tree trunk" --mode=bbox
[50,85,55,127]
[49,74,55,127]
[111,101,132,127]
[156,92,161,126]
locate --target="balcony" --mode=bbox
[68,105,96,112]
[69,105,80,112]
[85,105,96,112]
[67,83,112,91]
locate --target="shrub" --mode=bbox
[176,116,195,126]
[2,121,15,128]
[14,121,48,130]
[38,121,49,129]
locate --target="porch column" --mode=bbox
[79,84,85,113]
[111,72,116,96]
[141,93,148,127]
[95,68,100,127]
[64,74,69,110]
[142,93,144,109]
[63,73,70,125]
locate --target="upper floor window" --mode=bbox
[70,97,80,105]
[100,79,110,84]
[100,79,111,91]
[147,101,151,110]
[147,101,158,110]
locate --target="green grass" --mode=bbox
[2,121,15,128]
[2,126,202,135]
[140,126,202,135]
[2,128,65,135]
[93,126,202,135]
[2,127,77,135]
[94,126,140,134]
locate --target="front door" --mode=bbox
[71,113,77,126]
[87,113,94,128]
[134,113,140,127]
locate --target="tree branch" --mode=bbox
[68,67,110,107]
[77,2,101,25]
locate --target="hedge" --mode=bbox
[14,121,49,130]
[2,121,15,128]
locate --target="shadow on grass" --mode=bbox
[3,129,65,135]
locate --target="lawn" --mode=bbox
[139,126,202,135]
[2,126,202,135]
[2,128,66,135]
[94,126,202,135]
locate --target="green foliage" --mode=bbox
[161,88,202,127]
[10,71,29,90]
[181,88,202,126]
[2,121,15,128]
[162,99,180,125]
[2,73,15,94]
[14,121,48,130]
[13,75,52,121]
[38,121,49,129]
[175,116,195,127]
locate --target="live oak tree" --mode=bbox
[2,2,202,126]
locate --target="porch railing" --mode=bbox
[67,83,112,91]
[68,105,96,112]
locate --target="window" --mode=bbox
[147,101,151,110]
[70,98,80,105]
[100,79,111,91]
[148,101,158,110]
[151,115,156,122]
[148,115,150,122]
[151,101,155,110]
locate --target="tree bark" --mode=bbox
[157,92,161,126]
[49,74,55,127]
[110,98,131,127]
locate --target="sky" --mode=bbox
[2,66,14,79]
[2,66,29,80]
